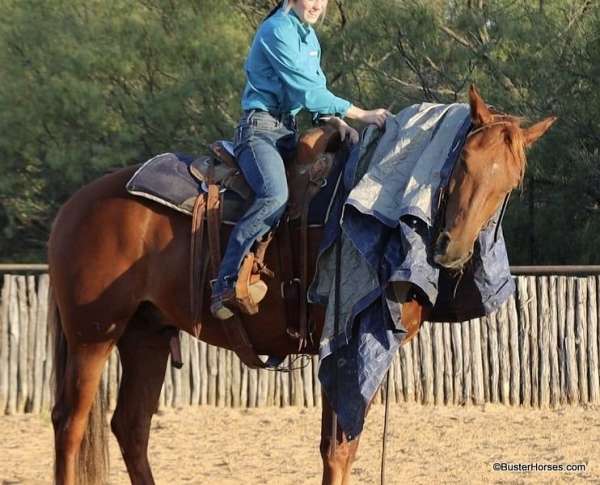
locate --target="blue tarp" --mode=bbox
[310,104,515,439]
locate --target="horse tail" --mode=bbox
[50,282,109,485]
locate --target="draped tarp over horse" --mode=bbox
[309,103,515,439]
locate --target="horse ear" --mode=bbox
[469,85,493,126]
[522,116,557,148]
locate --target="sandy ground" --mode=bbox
[1,403,598,484]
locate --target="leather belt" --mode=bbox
[244,109,296,129]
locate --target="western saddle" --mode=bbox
[185,125,343,369]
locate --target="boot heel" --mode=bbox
[210,302,234,320]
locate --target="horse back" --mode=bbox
[47,165,316,355]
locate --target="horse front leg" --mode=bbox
[319,392,362,485]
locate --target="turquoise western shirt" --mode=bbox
[241,9,351,117]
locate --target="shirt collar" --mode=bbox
[288,9,311,41]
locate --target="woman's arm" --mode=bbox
[346,106,392,129]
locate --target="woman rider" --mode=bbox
[211,0,391,319]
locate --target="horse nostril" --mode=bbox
[435,232,451,254]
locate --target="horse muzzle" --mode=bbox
[433,231,473,270]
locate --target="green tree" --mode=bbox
[1,0,599,264]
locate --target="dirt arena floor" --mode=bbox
[1,403,598,484]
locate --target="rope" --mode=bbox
[330,235,342,457]
[381,369,391,485]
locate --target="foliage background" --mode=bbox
[0,0,598,263]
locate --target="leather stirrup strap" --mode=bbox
[222,313,283,369]
[278,217,302,343]
[205,183,280,369]
[190,193,208,338]
[206,184,222,277]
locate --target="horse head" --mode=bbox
[433,85,557,270]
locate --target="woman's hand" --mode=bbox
[323,116,360,144]
[327,116,360,144]
[346,106,392,129]
[361,109,392,128]
[339,120,360,144]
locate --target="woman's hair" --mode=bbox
[264,1,284,21]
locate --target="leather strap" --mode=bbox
[297,178,325,349]
[234,253,259,315]
[169,331,184,369]
[252,232,275,278]
[204,182,280,369]
[190,193,208,338]
[278,217,302,344]
[276,176,323,351]
[222,313,284,369]
[210,141,238,170]
[206,184,222,277]
[298,200,311,350]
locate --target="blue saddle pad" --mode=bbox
[126,151,346,226]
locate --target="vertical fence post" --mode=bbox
[0,276,12,414]
[538,276,551,407]
[548,276,560,408]
[587,276,599,403]
[576,278,589,403]
[507,294,521,406]
[470,318,484,405]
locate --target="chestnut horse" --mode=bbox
[49,86,555,485]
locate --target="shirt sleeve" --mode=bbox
[259,24,351,117]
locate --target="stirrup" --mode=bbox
[248,279,268,304]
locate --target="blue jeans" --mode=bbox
[213,110,297,293]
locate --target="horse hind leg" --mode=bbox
[52,327,115,485]
[110,305,171,485]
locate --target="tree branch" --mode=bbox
[361,61,457,98]
[439,24,520,96]
[335,0,348,30]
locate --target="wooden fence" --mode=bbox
[1,273,600,415]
